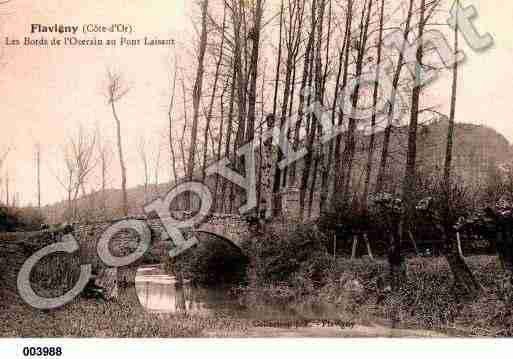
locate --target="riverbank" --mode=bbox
[2,256,512,337]
[1,286,448,338]
[1,287,247,337]
[239,255,513,337]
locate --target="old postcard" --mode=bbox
[0,0,512,354]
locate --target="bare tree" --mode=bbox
[444,0,459,188]
[330,0,353,211]
[106,69,130,217]
[0,147,11,206]
[138,135,150,202]
[153,138,162,195]
[376,0,416,194]
[186,0,209,207]
[231,0,248,173]
[35,143,41,209]
[97,135,113,216]
[180,73,189,179]
[323,0,351,213]
[221,58,237,213]
[338,0,373,206]
[71,126,97,218]
[307,0,328,218]
[202,5,227,181]
[273,0,306,215]
[441,0,481,297]
[245,0,264,144]
[298,0,320,219]
[392,0,424,290]
[168,51,179,185]
[318,0,334,214]
[53,126,98,220]
[362,0,385,207]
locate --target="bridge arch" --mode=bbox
[190,230,245,255]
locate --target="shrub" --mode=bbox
[241,222,330,285]
[172,232,248,286]
[0,206,21,232]
[0,206,45,232]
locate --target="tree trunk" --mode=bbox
[232,1,247,165]
[362,0,385,206]
[376,0,415,194]
[272,0,304,216]
[339,0,372,205]
[111,100,128,217]
[443,225,482,296]
[186,0,209,209]
[298,0,320,219]
[351,235,358,260]
[202,7,226,182]
[168,54,179,185]
[245,0,263,145]
[220,59,237,213]
[282,0,306,190]
[442,1,481,298]
[396,0,424,290]
[330,0,353,211]
[306,0,326,218]
[290,1,312,187]
[36,144,41,210]
[444,0,459,188]
[363,232,374,260]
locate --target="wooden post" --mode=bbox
[408,230,419,256]
[456,231,464,258]
[363,233,374,261]
[351,235,358,260]
[333,232,337,259]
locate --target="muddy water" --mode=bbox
[135,264,301,319]
[135,265,244,316]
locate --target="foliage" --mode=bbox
[0,206,45,232]
[250,255,513,335]
[241,223,330,285]
[0,206,19,232]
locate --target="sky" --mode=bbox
[0,0,512,206]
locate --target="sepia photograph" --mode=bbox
[0,0,512,354]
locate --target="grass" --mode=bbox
[0,287,251,338]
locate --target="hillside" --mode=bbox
[350,119,513,193]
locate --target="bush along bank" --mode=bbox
[238,222,513,336]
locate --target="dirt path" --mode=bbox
[206,323,447,338]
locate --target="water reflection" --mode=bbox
[133,266,446,337]
[135,264,339,321]
[135,265,240,316]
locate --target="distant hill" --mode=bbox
[349,119,513,194]
[41,120,513,223]
[41,182,172,224]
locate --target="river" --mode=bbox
[134,264,448,337]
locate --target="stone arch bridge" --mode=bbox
[0,213,253,304]
[73,212,252,263]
